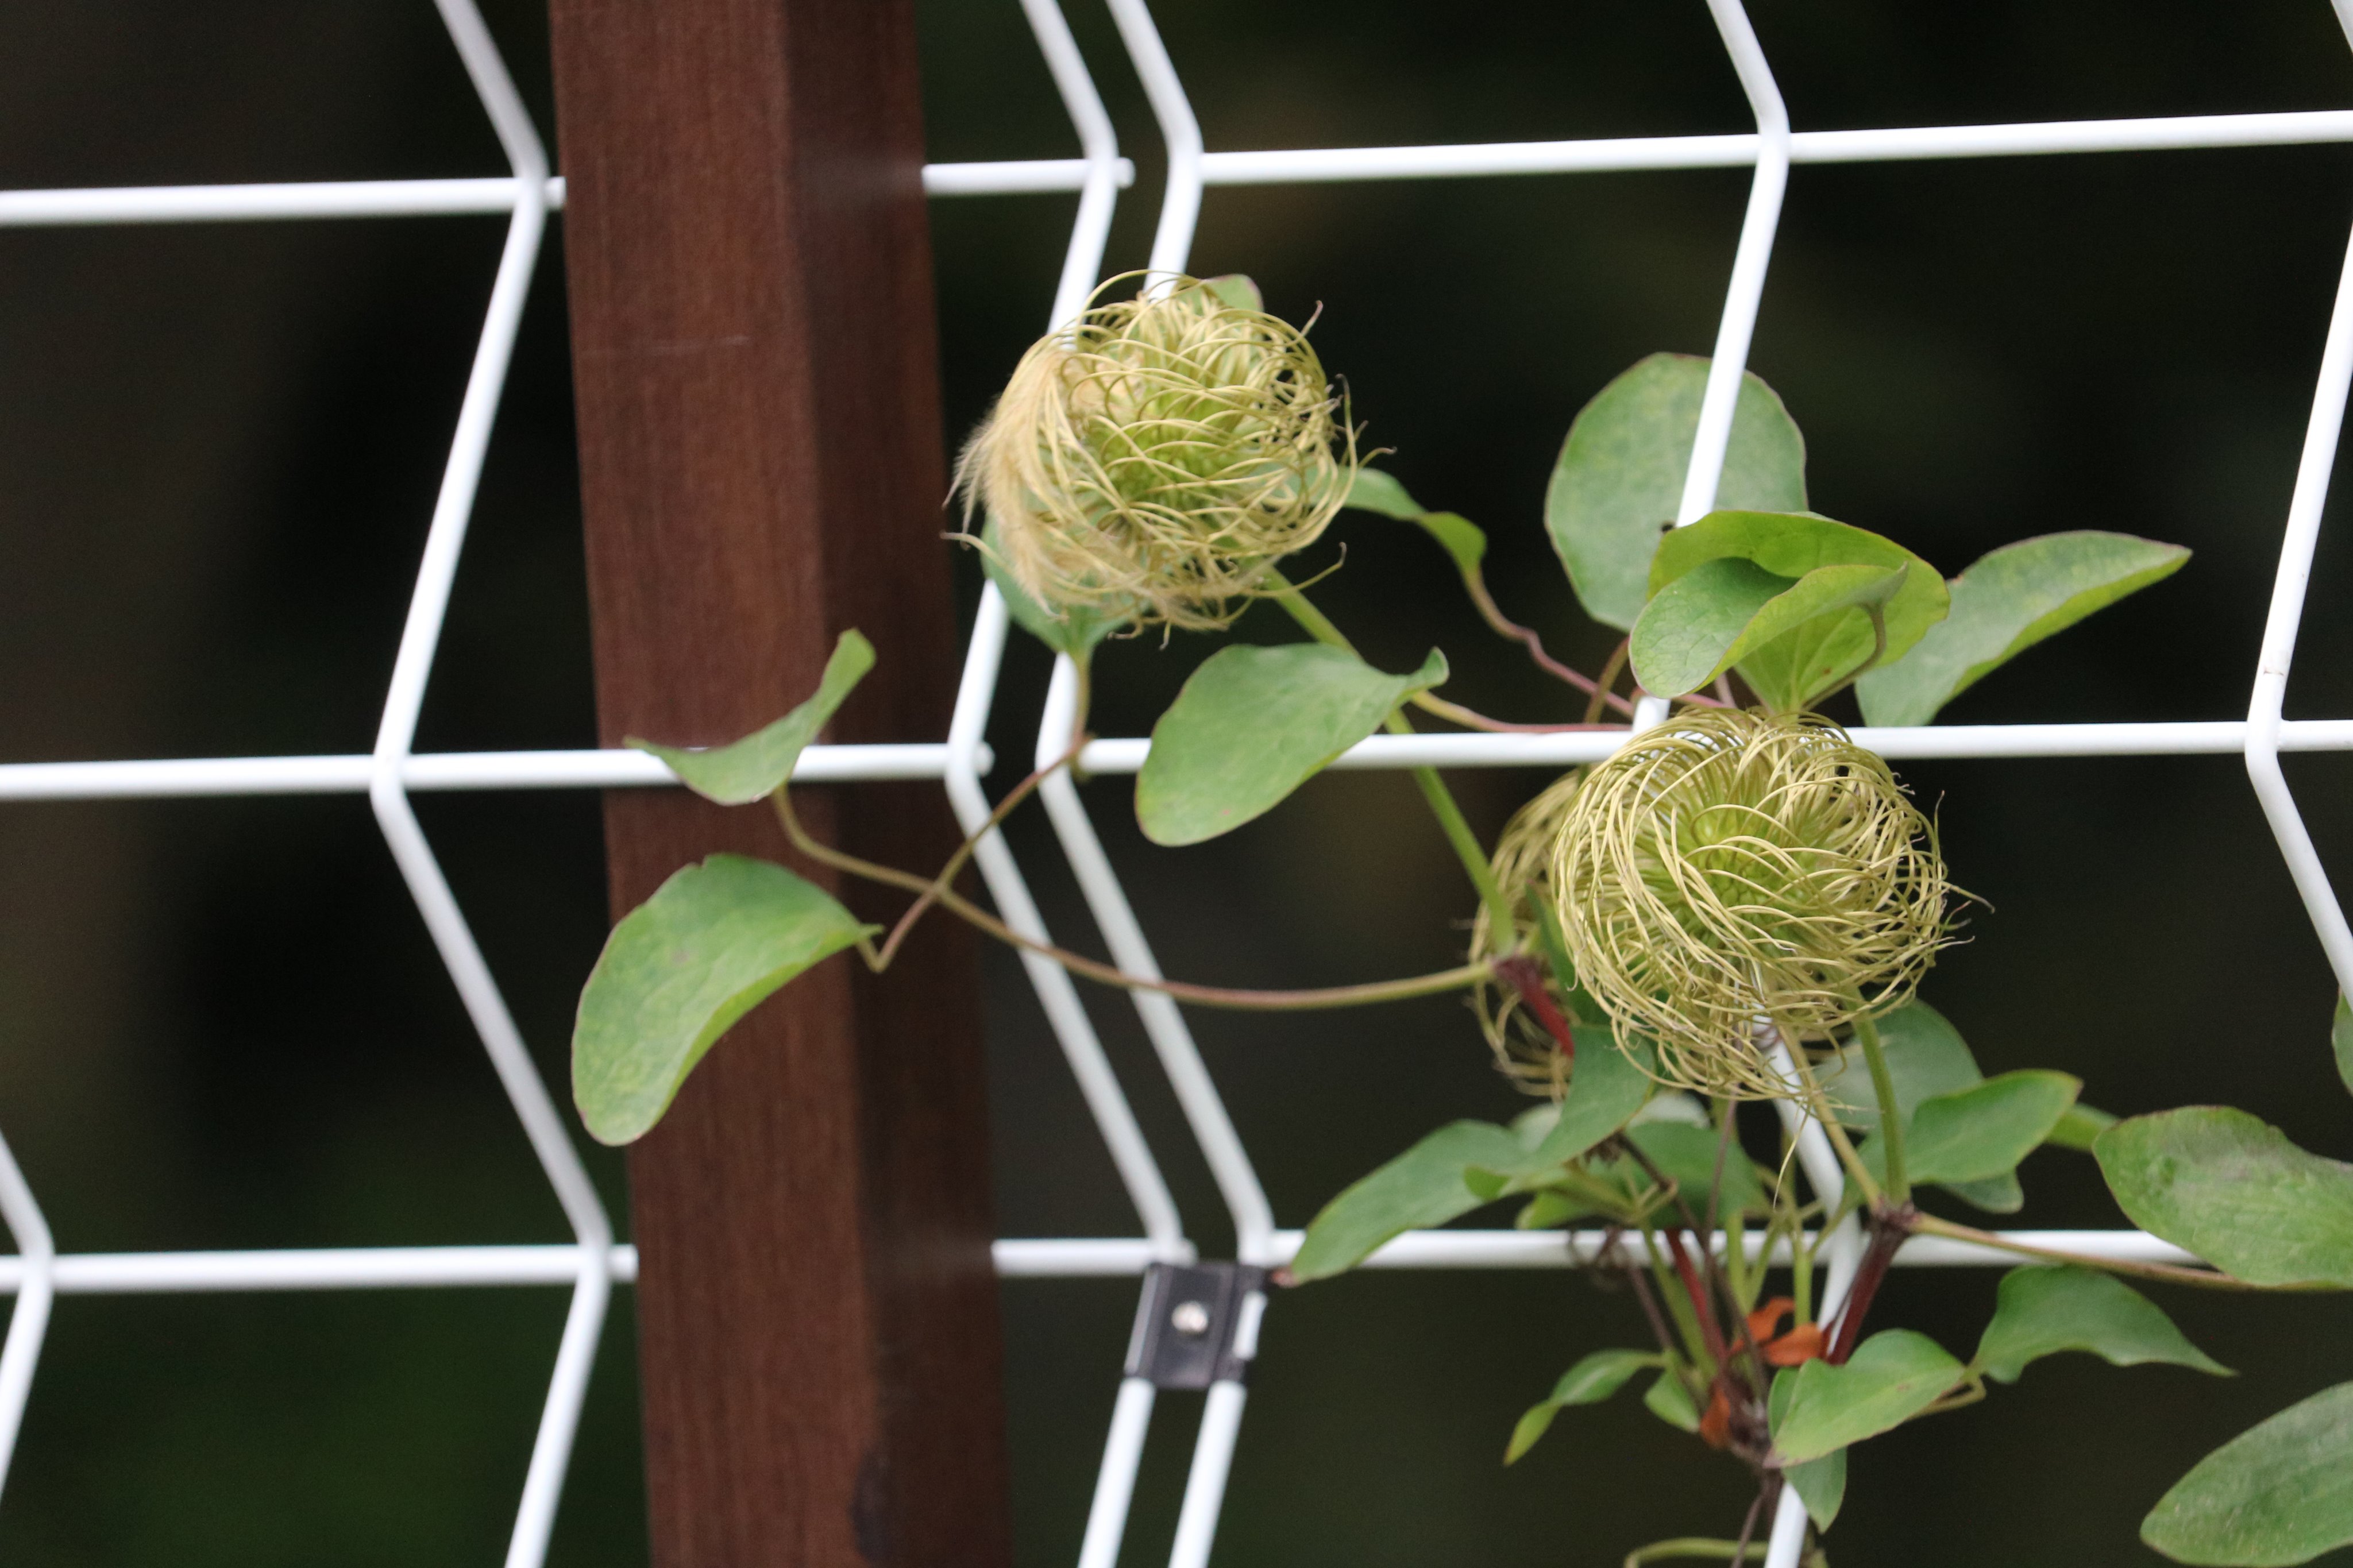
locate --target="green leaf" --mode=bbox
[1973,1265,2229,1384]
[2096,1107,2353,1287]
[1529,1103,1765,1226]
[1136,643,1448,846]
[1535,1347,1667,1408]
[1942,1173,2026,1214]
[2333,995,2353,1101]
[1505,1349,1666,1463]
[1344,466,1425,520]
[2142,1381,2353,1566]
[1896,1070,2081,1186]
[572,855,879,1145]
[1307,1035,1658,1278]
[1647,510,1949,711]
[1768,1369,1847,1531]
[1631,1091,1711,1127]
[1857,531,2191,726]
[980,514,1132,657]
[1630,555,1910,704]
[1471,1029,1658,1194]
[630,631,875,805]
[1829,1003,2061,1210]
[1772,1329,1965,1464]
[1197,273,1263,311]
[1828,1000,1984,1135]
[1545,353,1809,632]
[1627,557,1787,693]
[1289,1120,1526,1282]
[1643,1367,1702,1433]
[1535,1030,1658,1160]
[1515,1189,1583,1229]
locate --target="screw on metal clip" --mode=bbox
[1123,1262,1267,1390]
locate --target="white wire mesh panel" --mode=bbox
[3,3,2351,1566]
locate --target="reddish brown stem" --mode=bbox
[1664,1229,1729,1369]
[774,794,1492,1010]
[1619,1132,1769,1397]
[872,735,1083,968]
[1730,1483,1773,1566]
[1456,571,1631,713]
[1608,1229,1682,1361]
[1495,955,1575,1069]
[1826,1203,1916,1365]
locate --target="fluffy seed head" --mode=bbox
[955,275,1354,632]
[1549,708,1953,1098]
[1469,768,1587,1098]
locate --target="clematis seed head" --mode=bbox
[1548,708,1954,1099]
[955,275,1355,632]
[1469,767,1588,1098]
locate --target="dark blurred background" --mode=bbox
[0,1,2350,1563]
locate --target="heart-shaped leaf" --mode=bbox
[1546,353,1809,631]
[1772,1329,1964,1464]
[1646,509,1949,710]
[1972,1265,2229,1384]
[1858,531,2191,726]
[1630,555,1909,705]
[1137,643,1448,845]
[2142,1381,2353,1566]
[1627,557,1787,692]
[573,855,879,1145]
[630,631,875,805]
[2096,1108,2353,1287]
[1769,1369,1848,1530]
[1506,1349,1667,1462]
[1650,509,1935,603]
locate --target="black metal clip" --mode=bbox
[1123,1261,1267,1390]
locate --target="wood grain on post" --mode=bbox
[545,2,1012,1562]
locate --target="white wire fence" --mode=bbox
[2,3,2351,1567]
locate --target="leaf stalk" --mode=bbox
[1850,1009,1908,1205]
[772,792,1491,1011]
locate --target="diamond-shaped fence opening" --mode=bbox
[3,3,2352,1567]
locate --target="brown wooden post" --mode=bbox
[544,3,1013,1564]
